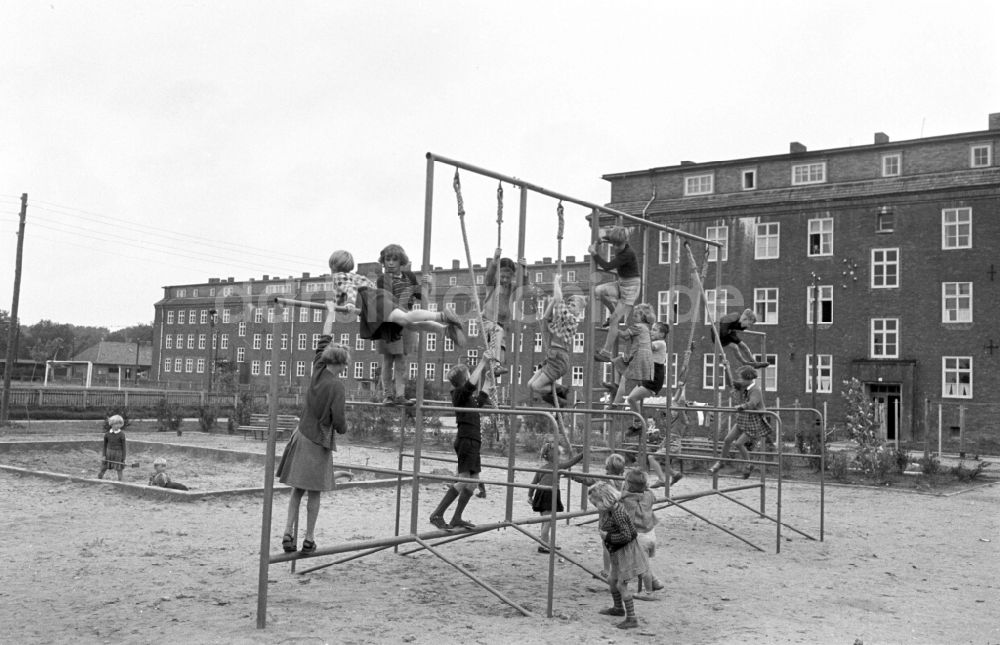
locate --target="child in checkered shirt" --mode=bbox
[528,273,587,403]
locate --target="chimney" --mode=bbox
[680,160,695,166]
[989,112,1000,130]
[452,259,460,269]
[227,277,234,283]
[302,272,310,279]
[874,132,890,144]
[790,142,807,154]
[566,255,576,263]
[543,257,552,264]
[263,274,269,281]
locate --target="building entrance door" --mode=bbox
[868,383,901,441]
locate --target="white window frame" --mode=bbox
[970,144,992,168]
[792,162,826,185]
[188,310,196,324]
[313,309,324,323]
[466,350,478,367]
[448,276,457,286]
[253,308,263,324]
[312,334,321,350]
[174,357,183,372]
[533,333,543,352]
[942,356,972,399]
[297,333,307,350]
[263,360,271,376]
[369,362,379,380]
[703,289,728,326]
[571,366,584,387]
[881,153,901,177]
[657,290,679,325]
[684,172,714,196]
[426,333,437,352]
[163,358,171,372]
[871,248,899,289]
[942,282,973,323]
[220,334,229,350]
[252,334,261,350]
[753,288,779,325]
[755,222,780,259]
[265,333,273,350]
[741,168,757,191]
[706,226,728,262]
[200,310,208,324]
[425,362,436,382]
[339,333,350,346]
[941,207,972,249]
[806,285,833,325]
[701,354,726,390]
[808,218,833,257]
[468,319,479,337]
[165,335,173,349]
[354,362,364,379]
[198,334,206,350]
[166,311,175,324]
[299,308,309,323]
[238,321,246,337]
[185,358,194,373]
[279,361,287,376]
[280,333,288,350]
[186,334,195,350]
[236,347,245,363]
[566,270,576,283]
[175,288,186,298]
[754,354,778,392]
[805,355,832,393]
[295,361,306,377]
[442,363,452,382]
[658,231,680,264]
[871,318,899,359]
[355,335,365,351]
[572,332,585,353]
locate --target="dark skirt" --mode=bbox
[532,489,563,513]
[358,287,403,343]
[276,431,339,491]
[103,446,125,471]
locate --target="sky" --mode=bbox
[2,1,999,329]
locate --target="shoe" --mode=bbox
[300,539,316,555]
[450,518,475,530]
[537,546,550,554]
[393,395,414,406]
[598,319,611,330]
[616,617,639,629]
[670,473,684,485]
[599,606,625,616]
[651,579,664,591]
[475,487,487,499]
[749,361,771,369]
[742,467,754,480]
[429,515,450,530]
[601,381,618,394]
[708,461,722,474]
[383,395,397,405]
[281,533,296,553]
[593,350,613,363]
[493,366,509,377]
[633,592,658,602]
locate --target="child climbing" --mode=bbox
[527,273,587,405]
[589,226,641,363]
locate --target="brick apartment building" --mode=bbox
[151,255,596,402]
[601,112,1000,447]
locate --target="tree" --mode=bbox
[105,323,153,343]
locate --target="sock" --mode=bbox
[450,488,474,524]
[624,598,635,618]
[611,591,623,609]
[432,487,459,518]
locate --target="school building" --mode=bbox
[601,111,1000,450]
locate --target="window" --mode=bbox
[200,310,208,324]
[220,334,229,350]
[535,272,544,283]
[222,309,230,324]
[741,168,757,190]
[467,350,479,367]
[263,360,271,376]
[280,333,288,350]
[312,334,321,350]
[881,153,901,177]
[684,173,714,196]
[175,288,186,298]
[297,333,307,350]
[448,276,457,286]
[282,308,290,323]
[166,311,175,324]
[428,302,438,312]
[871,318,899,358]
[211,334,217,350]
[942,357,972,398]
[749,354,776,391]
[805,355,832,393]
[193,288,200,298]
[236,347,245,363]
[185,358,194,373]
[792,162,826,185]
[174,357,182,372]
[426,333,437,352]
[425,363,436,381]
[753,288,779,324]
[186,334,195,349]
[871,248,899,288]
[876,207,895,233]
[657,290,679,324]
[942,207,972,249]
[444,337,454,352]
[163,358,171,372]
[313,309,323,323]
[445,302,456,312]
[806,285,833,325]
[475,274,484,285]
[369,362,379,379]
[702,354,726,390]
[279,361,287,376]
[808,218,833,256]
[370,340,377,351]
[222,286,233,297]
[755,222,780,259]
[188,310,196,324]
[408,362,418,380]
[354,362,364,379]
[296,361,306,377]
[468,319,479,337]
[658,231,680,264]
[299,308,309,323]
[265,334,273,350]
[338,333,350,347]
[572,366,584,387]
[442,363,452,382]
[196,358,205,374]
[266,308,274,324]
[942,282,973,323]
[533,333,543,352]
[566,270,576,282]
[573,332,585,353]
[198,334,206,350]
[703,289,728,326]
[355,335,365,351]
[165,335,173,349]
[706,226,728,262]
[252,334,261,350]
[253,308,263,324]
[970,144,992,168]
[238,322,246,337]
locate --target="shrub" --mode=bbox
[894,449,911,475]
[197,406,218,432]
[951,460,989,482]
[826,452,850,481]
[235,391,257,426]
[917,454,942,475]
[154,398,184,435]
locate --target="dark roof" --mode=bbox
[72,342,153,366]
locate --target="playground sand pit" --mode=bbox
[1,430,997,644]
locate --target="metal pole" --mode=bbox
[411,153,435,536]
[255,318,281,628]
[1,193,27,427]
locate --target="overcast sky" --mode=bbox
[2,1,999,329]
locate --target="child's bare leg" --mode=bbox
[284,488,304,536]
[710,426,743,473]
[392,355,406,398]
[600,302,634,355]
[304,490,321,542]
[613,377,631,407]
[647,454,667,486]
[528,371,552,395]
[97,467,106,479]
[410,320,448,333]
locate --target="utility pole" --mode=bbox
[1,194,28,426]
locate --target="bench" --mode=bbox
[621,435,717,471]
[241,413,300,441]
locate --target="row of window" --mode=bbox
[658,208,973,263]
[681,145,993,196]
[655,281,974,327]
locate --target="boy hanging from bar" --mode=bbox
[528,273,587,405]
[482,247,531,378]
[590,226,642,363]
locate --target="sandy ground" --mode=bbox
[1,430,998,645]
